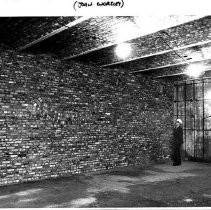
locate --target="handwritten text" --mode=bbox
[73,0,124,11]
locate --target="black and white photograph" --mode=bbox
[0,0,210,208]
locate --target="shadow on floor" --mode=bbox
[0,161,211,207]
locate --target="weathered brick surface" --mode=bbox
[99,42,211,71]
[75,16,211,66]
[0,48,174,186]
[137,59,211,79]
[24,16,135,57]
[1,16,206,60]
[0,17,80,49]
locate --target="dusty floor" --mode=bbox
[0,160,211,208]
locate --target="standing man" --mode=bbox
[172,119,183,166]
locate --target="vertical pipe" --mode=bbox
[202,79,205,160]
[176,83,179,119]
[193,80,196,158]
[184,82,187,157]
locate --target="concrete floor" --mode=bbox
[0,161,211,208]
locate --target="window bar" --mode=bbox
[202,79,205,160]
[175,83,178,119]
[193,81,196,158]
[184,83,187,157]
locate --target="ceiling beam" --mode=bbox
[18,17,90,51]
[63,16,205,61]
[63,41,119,60]
[132,58,210,73]
[101,39,211,68]
[133,59,211,79]
[153,67,211,79]
[153,73,184,78]
[176,76,211,82]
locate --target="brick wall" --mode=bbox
[75,16,211,66]
[0,48,174,186]
[0,17,80,49]
[24,17,136,57]
[103,41,211,72]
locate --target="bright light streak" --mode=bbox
[185,64,206,78]
[115,43,132,59]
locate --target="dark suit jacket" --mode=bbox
[173,126,183,146]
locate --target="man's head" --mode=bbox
[176,119,182,127]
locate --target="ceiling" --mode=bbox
[0,16,211,81]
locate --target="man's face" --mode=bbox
[176,121,180,127]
